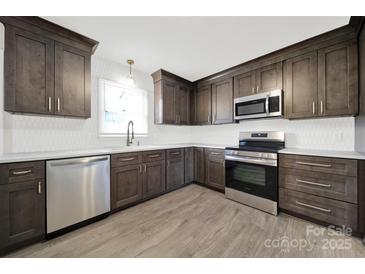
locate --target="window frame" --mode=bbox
[98,78,149,137]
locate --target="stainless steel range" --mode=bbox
[225,131,285,215]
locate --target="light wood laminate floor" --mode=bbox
[6,184,365,258]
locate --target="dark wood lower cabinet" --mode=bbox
[111,164,143,210]
[143,161,166,199]
[205,149,225,191]
[184,147,194,184]
[166,157,185,191]
[194,147,205,184]
[0,179,45,252]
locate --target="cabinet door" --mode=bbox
[4,25,54,114]
[194,85,212,125]
[166,157,185,191]
[184,147,194,184]
[0,180,45,250]
[194,147,205,184]
[284,51,318,119]
[234,71,256,98]
[205,149,225,191]
[212,78,234,124]
[161,79,177,124]
[318,41,358,117]
[111,164,143,210]
[176,84,191,125]
[55,42,91,118]
[256,62,283,93]
[143,160,166,199]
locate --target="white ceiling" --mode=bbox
[44,16,350,81]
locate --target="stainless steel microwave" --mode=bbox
[234,90,283,120]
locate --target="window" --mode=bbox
[99,79,148,136]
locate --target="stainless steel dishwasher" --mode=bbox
[46,155,110,234]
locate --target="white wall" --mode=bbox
[191,117,355,151]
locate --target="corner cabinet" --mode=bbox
[152,69,192,125]
[285,40,358,119]
[1,16,98,118]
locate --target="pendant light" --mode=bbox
[126,59,135,86]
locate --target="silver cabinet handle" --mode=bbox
[295,201,331,213]
[256,86,259,93]
[37,181,42,194]
[252,87,255,94]
[222,161,225,167]
[144,164,147,173]
[57,98,60,113]
[170,152,181,155]
[48,97,52,112]
[265,95,269,115]
[148,154,161,158]
[295,161,332,168]
[320,101,323,115]
[167,160,170,167]
[139,165,142,173]
[12,169,32,175]
[210,152,222,155]
[207,115,211,123]
[120,157,135,161]
[312,101,315,115]
[296,179,332,188]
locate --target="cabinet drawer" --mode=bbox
[205,148,224,160]
[0,161,45,184]
[279,154,357,177]
[111,152,142,168]
[279,168,357,203]
[166,148,184,159]
[279,188,357,229]
[142,150,165,163]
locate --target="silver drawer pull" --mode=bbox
[148,154,161,158]
[295,161,332,168]
[296,179,332,188]
[120,157,135,161]
[37,181,42,194]
[170,152,180,155]
[210,152,222,155]
[12,169,32,175]
[295,201,331,213]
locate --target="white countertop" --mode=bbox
[279,148,365,160]
[0,143,228,164]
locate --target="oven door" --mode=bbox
[225,159,278,202]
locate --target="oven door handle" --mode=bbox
[225,155,277,167]
[265,95,269,115]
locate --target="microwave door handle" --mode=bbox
[265,95,269,115]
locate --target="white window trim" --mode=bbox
[98,78,148,138]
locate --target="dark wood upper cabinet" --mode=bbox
[234,62,282,98]
[143,160,166,199]
[111,164,143,210]
[318,40,358,117]
[234,71,256,98]
[4,25,55,115]
[284,51,318,119]
[256,62,283,93]
[205,149,225,191]
[176,84,191,125]
[194,84,212,125]
[0,17,98,118]
[212,78,234,124]
[55,42,91,118]
[194,147,205,184]
[152,70,191,125]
